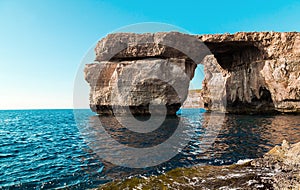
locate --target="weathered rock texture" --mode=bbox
[182,89,204,108]
[251,140,300,189]
[199,32,300,113]
[85,32,300,115]
[85,59,191,115]
[85,32,209,115]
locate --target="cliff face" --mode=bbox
[199,32,300,113]
[85,32,300,115]
[84,32,208,115]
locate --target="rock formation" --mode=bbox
[85,32,300,115]
[251,140,300,189]
[199,32,300,113]
[84,32,209,115]
[181,89,204,108]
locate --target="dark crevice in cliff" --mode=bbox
[224,85,276,114]
[282,99,300,102]
[248,87,275,112]
[258,87,273,102]
[109,55,166,61]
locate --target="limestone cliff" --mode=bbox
[84,32,208,115]
[85,32,300,115]
[199,32,300,113]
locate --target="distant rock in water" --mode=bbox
[181,89,204,108]
[85,32,300,115]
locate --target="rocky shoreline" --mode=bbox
[97,141,300,190]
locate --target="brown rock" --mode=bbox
[182,89,204,108]
[85,32,209,115]
[251,140,300,189]
[85,32,300,115]
[199,32,300,113]
[85,58,194,115]
[94,32,210,64]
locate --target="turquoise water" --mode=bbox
[1,109,300,189]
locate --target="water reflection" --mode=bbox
[79,114,192,181]
[77,109,300,183]
[80,113,196,169]
[92,115,179,148]
[197,113,300,165]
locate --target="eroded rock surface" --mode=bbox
[85,32,300,115]
[251,140,300,189]
[182,89,204,108]
[85,32,209,115]
[85,58,192,115]
[199,32,300,113]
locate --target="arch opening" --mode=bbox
[181,64,205,109]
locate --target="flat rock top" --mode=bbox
[197,31,300,42]
[95,31,300,63]
[94,32,210,63]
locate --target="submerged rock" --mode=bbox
[98,141,300,190]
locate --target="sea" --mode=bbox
[0,109,300,189]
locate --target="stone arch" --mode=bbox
[85,32,300,115]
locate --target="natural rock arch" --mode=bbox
[84,32,300,115]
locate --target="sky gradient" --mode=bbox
[1,0,300,109]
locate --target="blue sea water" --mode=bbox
[0,109,300,189]
[0,109,101,189]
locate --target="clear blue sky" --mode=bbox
[1,0,300,109]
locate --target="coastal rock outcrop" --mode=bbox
[251,140,300,189]
[85,32,300,115]
[85,32,209,115]
[85,58,191,115]
[199,32,300,113]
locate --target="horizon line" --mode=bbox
[0,108,90,111]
